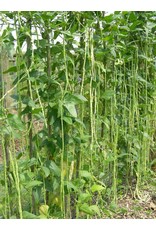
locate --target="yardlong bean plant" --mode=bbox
[0,11,156,219]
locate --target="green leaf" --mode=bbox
[91,184,105,193]
[7,114,25,131]
[28,158,38,167]
[143,132,150,139]
[90,205,101,216]
[53,179,59,191]
[78,193,91,203]
[3,63,25,74]
[73,94,88,102]
[32,108,42,115]
[22,97,36,107]
[64,181,78,192]
[80,170,92,179]
[63,116,73,125]
[25,180,43,189]
[42,166,50,178]
[64,93,87,105]
[51,43,63,54]
[3,66,17,74]
[74,118,86,128]
[22,211,39,219]
[38,214,47,219]
[49,161,61,177]
[38,39,47,48]
[79,203,94,215]
[102,90,115,100]
[49,102,57,108]
[64,103,77,118]
[28,99,36,107]
[10,215,17,219]
[21,106,32,115]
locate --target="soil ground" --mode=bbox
[111,192,156,219]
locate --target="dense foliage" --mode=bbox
[0,11,156,219]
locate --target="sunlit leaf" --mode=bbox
[63,116,73,125]
[91,184,105,193]
[80,170,92,179]
[79,203,94,215]
[64,103,77,118]
[90,205,101,216]
[49,161,61,177]
[78,193,91,203]
[25,180,43,189]
[73,94,87,102]
[42,166,50,178]
[22,211,39,219]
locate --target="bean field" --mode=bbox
[0,11,156,219]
